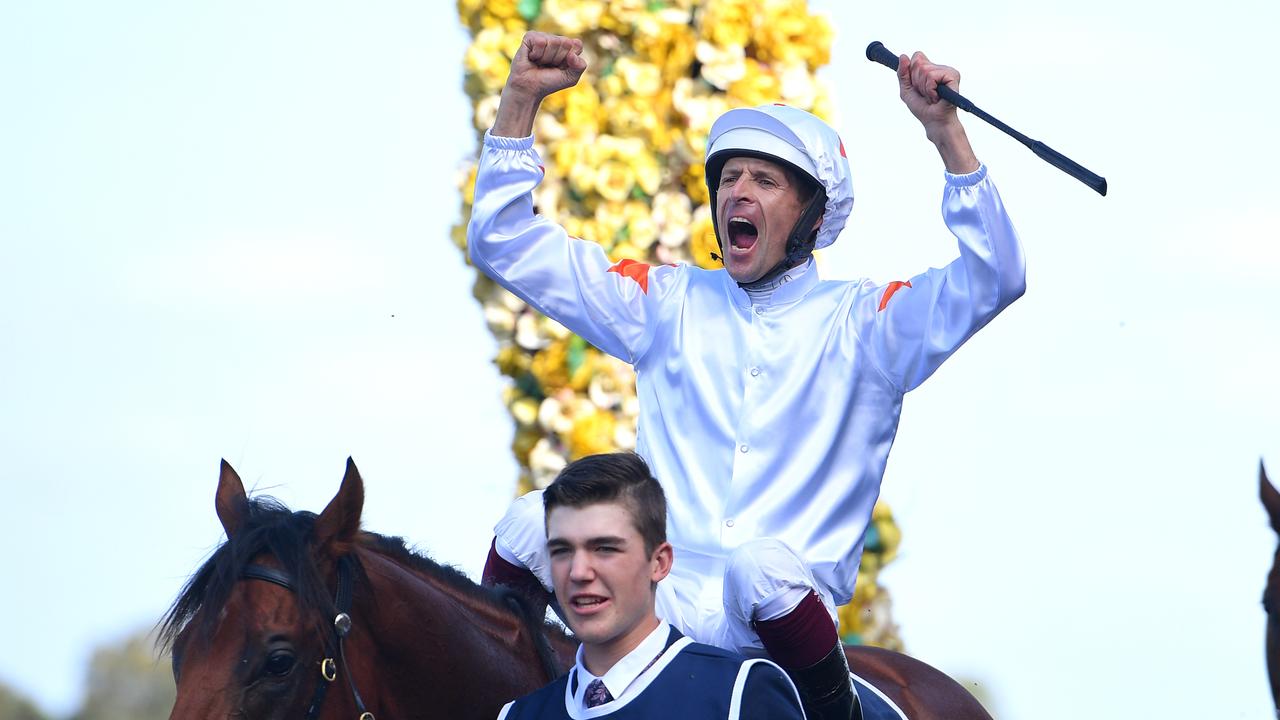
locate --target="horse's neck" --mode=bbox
[332,550,552,719]
[353,550,552,682]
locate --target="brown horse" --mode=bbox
[162,458,574,720]
[162,459,992,719]
[1260,461,1280,714]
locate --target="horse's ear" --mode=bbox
[314,457,364,556]
[1262,461,1280,533]
[216,459,248,539]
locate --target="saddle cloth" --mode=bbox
[852,672,910,720]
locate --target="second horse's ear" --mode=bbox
[1262,461,1280,533]
[216,460,248,540]
[314,458,365,556]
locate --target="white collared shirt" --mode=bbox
[569,620,671,713]
[469,131,1025,605]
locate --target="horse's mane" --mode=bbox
[160,493,569,677]
[363,532,502,604]
[159,496,336,653]
[363,532,573,676]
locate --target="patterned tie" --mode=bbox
[584,678,614,708]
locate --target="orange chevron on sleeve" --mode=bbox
[877,280,912,312]
[607,259,656,294]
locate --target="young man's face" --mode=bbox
[546,502,672,670]
[715,156,817,284]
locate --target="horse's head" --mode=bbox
[1262,462,1280,614]
[1261,461,1280,713]
[163,459,366,720]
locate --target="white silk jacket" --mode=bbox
[468,131,1026,605]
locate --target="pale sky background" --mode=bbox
[2,1,1277,718]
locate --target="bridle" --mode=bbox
[242,556,376,720]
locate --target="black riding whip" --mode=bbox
[866,41,1108,196]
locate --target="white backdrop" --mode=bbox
[1,1,1276,718]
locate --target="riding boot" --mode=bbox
[481,539,551,620]
[783,642,861,720]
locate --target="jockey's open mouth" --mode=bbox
[727,216,759,250]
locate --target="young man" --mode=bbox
[497,453,805,719]
[473,32,1026,720]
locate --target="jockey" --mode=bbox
[470,32,1026,720]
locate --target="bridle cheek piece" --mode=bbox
[242,558,375,720]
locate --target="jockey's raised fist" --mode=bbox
[505,32,587,101]
[896,51,963,134]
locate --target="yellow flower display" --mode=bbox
[456,0,903,651]
[567,407,617,459]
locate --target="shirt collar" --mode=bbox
[572,621,671,705]
[726,257,820,309]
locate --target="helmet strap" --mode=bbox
[742,190,825,287]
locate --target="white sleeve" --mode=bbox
[493,490,553,590]
[855,164,1026,392]
[466,131,684,365]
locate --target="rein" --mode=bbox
[242,557,375,720]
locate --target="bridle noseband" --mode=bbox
[242,556,375,720]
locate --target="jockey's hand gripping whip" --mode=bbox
[866,41,1108,196]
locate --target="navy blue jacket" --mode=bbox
[498,628,804,720]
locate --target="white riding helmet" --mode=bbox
[704,105,854,268]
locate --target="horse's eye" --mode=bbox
[264,650,296,677]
